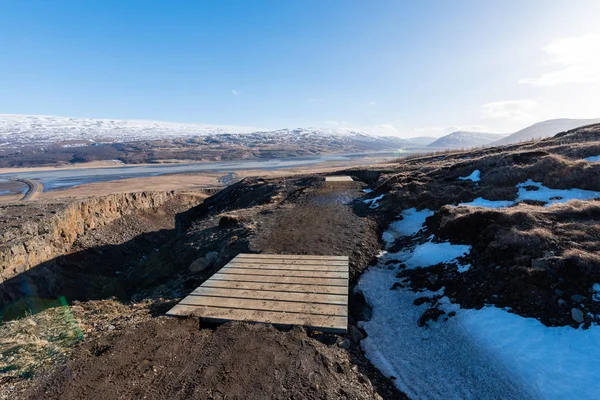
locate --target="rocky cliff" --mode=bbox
[0,191,200,285]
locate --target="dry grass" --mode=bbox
[0,304,82,387]
[0,299,157,398]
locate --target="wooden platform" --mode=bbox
[167,254,349,334]
[325,176,353,182]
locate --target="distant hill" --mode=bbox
[428,131,508,149]
[406,136,437,146]
[492,118,600,146]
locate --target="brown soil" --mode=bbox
[3,174,403,399]
[25,319,383,400]
[250,181,380,280]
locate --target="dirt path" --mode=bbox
[16,177,403,399]
[250,182,379,280]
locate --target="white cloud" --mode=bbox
[369,101,376,106]
[520,34,600,87]
[232,89,242,96]
[324,120,339,125]
[481,99,538,121]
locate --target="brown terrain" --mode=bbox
[2,123,600,399]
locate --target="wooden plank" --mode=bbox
[167,305,347,334]
[201,280,348,295]
[219,267,348,279]
[235,254,348,261]
[227,262,347,272]
[211,273,348,286]
[325,176,353,182]
[178,295,347,316]
[231,258,348,266]
[167,253,349,333]
[191,287,347,305]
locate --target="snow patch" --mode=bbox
[459,198,514,208]
[400,241,471,269]
[457,263,471,273]
[359,266,600,399]
[459,306,600,400]
[363,194,384,209]
[516,179,600,206]
[358,268,538,399]
[362,188,373,193]
[458,169,481,182]
[585,155,600,162]
[593,283,600,302]
[459,179,600,208]
[382,208,433,247]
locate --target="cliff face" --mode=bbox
[0,191,200,285]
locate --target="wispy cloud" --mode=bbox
[232,89,242,96]
[369,101,376,106]
[520,34,600,87]
[481,99,538,121]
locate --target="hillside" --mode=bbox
[428,131,507,149]
[0,114,412,167]
[405,136,437,146]
[493,118,600,146]
[2,124,600,399]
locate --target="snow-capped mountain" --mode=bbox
[492,118,600,146]
[0,114,262,145]
[428,131,508,149]
[0,114,410,147]
[0,114,413,167]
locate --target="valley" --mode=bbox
[1,123,600,399]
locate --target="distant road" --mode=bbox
[18,179,44,201]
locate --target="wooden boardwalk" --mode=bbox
[167,253,348,333]
[325,176,353,182]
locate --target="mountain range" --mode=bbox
[491,118,600,146]
[428,131,508,149]
[1,114,600,168]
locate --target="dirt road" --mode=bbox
[18,179,44,201]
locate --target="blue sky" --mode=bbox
[1,0,599,137]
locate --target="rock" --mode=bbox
[557,299,566,306]
[338,339,351,349]
[108,324,116,331]
[555,289,564,296]
[571,308,584,323]
[219,214,241,228]
[413,296,431,306]
[189,251,219,273]
[542,250,555,258]
[531,258,550,269]
[348,325,364,343]
[570,294,586,303]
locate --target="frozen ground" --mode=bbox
[358,269,537,399]
[358,208,600,399]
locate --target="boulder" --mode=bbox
[348,325,365,343]
[570,294,586,303]
[219,214,242,228]
[571,308,584,323]
[189,251,219,273]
